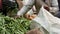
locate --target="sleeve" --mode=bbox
[17,0,35,16]
[45,0,51,7]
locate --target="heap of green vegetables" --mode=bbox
[0,14,31,34]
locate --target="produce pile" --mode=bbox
[0,14,31,34]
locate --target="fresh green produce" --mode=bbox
[0,14,31,34]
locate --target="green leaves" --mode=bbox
[0,15,31,34]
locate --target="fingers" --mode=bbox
[25,14,37,20]
[26,28,42,34]
[44,6,50,11]
[25,14,30,18]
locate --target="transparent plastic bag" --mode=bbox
[30,6,60,34]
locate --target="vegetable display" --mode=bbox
[0,14,31,34]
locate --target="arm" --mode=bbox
[35,0,50,12]
[17,0,35,16]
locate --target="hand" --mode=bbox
[26,28,42,34]
[25,14,37,20]
[29,14,37,20]
[25,14,30,19]
[44,6,50,11]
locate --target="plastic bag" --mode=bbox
[30,6,60,34]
